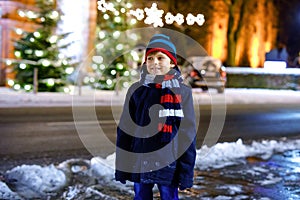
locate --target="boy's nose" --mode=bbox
[154,58,159,64]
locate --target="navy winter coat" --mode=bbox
[115,81,197,189]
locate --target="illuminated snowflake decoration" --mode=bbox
[97,1,205,27]
[144,3,164,27]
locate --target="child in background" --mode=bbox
[115,33,197,200]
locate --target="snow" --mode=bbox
[1,86,300,108]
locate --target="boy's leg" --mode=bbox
[134,182,154,200]
[157,184,179,200]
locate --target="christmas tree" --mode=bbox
[10,0,75,92]
[90,0,141,90]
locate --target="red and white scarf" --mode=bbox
[140,65,184,142]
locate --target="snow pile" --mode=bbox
[3,164,67,199]
[196,138,300,170]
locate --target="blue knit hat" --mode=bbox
[145,34,177,65]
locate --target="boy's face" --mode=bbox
[146,51,175,75]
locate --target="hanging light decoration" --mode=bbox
[97,0,205,27]
[143,3,164,27]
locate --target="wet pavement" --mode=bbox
[180,149,300,200]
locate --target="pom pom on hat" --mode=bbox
[145,34,177,65]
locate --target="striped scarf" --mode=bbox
[140,65,184,142]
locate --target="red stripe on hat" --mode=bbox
[145,48,177,65]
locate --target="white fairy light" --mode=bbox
[97,0,107,12]
[99,64,105,70]
[113,31,120,38]
[126,3,132,9]
[175,13,184,25]
[195,14,205,26]
[98,31,106,39]
[103,14,109,20]
[165,12,175,24]
[41,59,51,67]
[186,13,195,25]
[96,43,104,50]
[19,63,27,69]
[106,3,116,12]
[6,60,12,65]
[114,16,121,23]
[65,67,74,74]
[110,69,117,75]
[48,35,58,43]
[33,31,41,38]
[49,11,59,20]
[116,44,124,50]
[27,10,37,19]
[24,85,31,91]
[129,9,144,21]
[14,84,21,90]
[7,80,14,87]
[106,79,113,85]
[47,79,55,86]
[62,60,68,65]
[120,8,126,13]
[92,56,104,64]
[124,71,130,76]
[114,11,120,16]
[144,3,164,27]
[14,51,21,58]
[15,28,23,35]
[35,50,44,57]
[130,18,137,25]
[17,10,26,17]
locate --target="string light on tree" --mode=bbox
[7,0,76,93]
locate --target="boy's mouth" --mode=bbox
[150,67,162,75]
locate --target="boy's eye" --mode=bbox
[147,57,154,61]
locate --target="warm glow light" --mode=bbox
[265,42,271,53]
[211,24,225,59]
[250,36,260,68]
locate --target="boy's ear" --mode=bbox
[170,63,175,68]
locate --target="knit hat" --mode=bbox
[144,34,177,65]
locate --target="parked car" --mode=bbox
[183,56,227,93]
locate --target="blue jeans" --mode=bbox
[134,183,179,200]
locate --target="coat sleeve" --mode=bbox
[115,85,136,182]
[176,86,197,189]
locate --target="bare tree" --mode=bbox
[224,0,249,66]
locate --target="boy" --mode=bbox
[115,33,196,200]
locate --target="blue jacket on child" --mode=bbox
[115,66,197,190]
